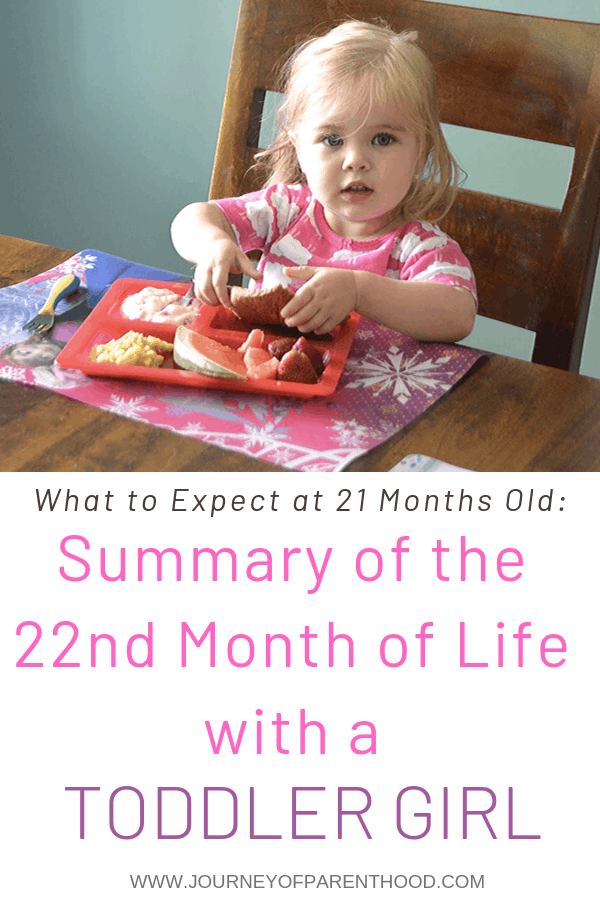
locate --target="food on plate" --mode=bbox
[91,331,173,367]
[238,329,266,352]
[246,357,280,380]
[243,347,272,368]
[292,336,325,376]
[267,337,296,359]
[229,284,294,325]
[173,326,248,379]
[277,349,320,384]
[173,324,328,384]
[121,286,196,325]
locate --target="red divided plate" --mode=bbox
[56,279,360,399]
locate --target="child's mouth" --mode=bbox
[341,184,373,201]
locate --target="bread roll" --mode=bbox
[229,284,294,325]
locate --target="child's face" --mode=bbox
[294,98,421,240]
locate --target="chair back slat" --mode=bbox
[442,191,560,332]
[247,0,599,144]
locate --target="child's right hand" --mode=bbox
[194,238,261,308]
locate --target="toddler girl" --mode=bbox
[171,19,477,342]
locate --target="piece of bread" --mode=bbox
[229,284,294,325]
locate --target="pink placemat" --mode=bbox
[0,251,484,471]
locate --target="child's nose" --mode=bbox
[342,145,369,170]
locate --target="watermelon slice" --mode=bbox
[173,326,248,379]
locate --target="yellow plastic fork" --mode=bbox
[22,274,82,333]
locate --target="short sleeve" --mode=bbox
[211,184,306,254]
[390,221,477,305]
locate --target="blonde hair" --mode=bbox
[253,19,461,225]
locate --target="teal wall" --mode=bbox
[2,0,599,376]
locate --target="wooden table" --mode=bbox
[2,234,600,472]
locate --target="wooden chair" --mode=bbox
[209,0,600,372]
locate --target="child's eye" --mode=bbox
[372,133,396,146]
[322,134,343,147]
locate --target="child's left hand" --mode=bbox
[282,267,357,333]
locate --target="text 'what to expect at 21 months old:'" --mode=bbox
[34,486,564,516]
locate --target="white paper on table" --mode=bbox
[390,453,473,472]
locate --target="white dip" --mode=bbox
[121,286,196,325]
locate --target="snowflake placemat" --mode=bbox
[0,251,485,471]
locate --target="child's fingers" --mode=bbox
[240,254,262,280]
[296,311,338,334]
[281,294,308,319]
[281,282,315,318]
[195,265,232,308]
[312,315,338,336]
[284,293,342,334]
[283,295,319,329]
[297,310,331,334]
[212,265,231,307]
[195,270,219,306]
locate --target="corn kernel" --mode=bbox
[90,330,173,367]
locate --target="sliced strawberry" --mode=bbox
[238,329,265,353]
[268,337,296,360]
[292,337,324,375]
[247,357,280,380]
[277,349,319,384]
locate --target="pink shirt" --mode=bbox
[213,183,477,301]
